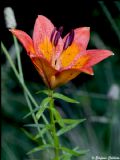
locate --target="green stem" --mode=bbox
[12,37,47,144]
[13,36,23,81]
[1,42,49,144]
[13,37,55,157]
[49,91,60,160]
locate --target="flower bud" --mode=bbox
[4,7,17,29]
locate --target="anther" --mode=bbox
[54,26,63,46]
[54,31,61,46]
[50,27,56,42]
[63,29,74,50]
[58,26,63,34]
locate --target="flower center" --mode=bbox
[50,27,75,50]
[50,27,75,70]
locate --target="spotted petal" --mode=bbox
[59,43,80,68]
[63,27,90,51]
[82,49,114,68]
[59,27,90,68]
[70,49,113,75]
[50,69,81,89]
[31,55,57,88]
[80,67,94,75]
[33,15,63,62]
[73,27,90,50]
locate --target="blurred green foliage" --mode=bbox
[1,1,120,160]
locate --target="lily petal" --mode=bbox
[51,69,80,89]
[52,30,63,65]
[59,27,90,69]
[33,15,54,41]
[63,27,90,51]
[31,55,57,88]
[73,27,90,50]
[33,15,63,62]
[10,15,113,89]
[59,43,80,68]
[71,54,90,69]
[9,29,35,55]
[33,15,54,58]
[83,49,114,68]
[80,67,94,75]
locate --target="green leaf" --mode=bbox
[23,107,40,119]
[57,119,85,136]
[60,154,72,160]
[60,147,89,156]
[53,93,79,104]
[27,144,54,154]
[24,124,45,128]
[21,128,36,141]
[36,97,51,120]
[63,118,86,124]
[35,89,52,95]
[50,107,64,127]
[34,124,51,139]
[60,148,81,160]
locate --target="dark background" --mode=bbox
[1,1,120,160]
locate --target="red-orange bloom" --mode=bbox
[10,15,114,89]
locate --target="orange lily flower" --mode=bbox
[10,15,114,89]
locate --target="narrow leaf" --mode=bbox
[24,124,45,128]
[23,107,40,119]
[60,147,89,156]
[21,128,36,141]
[60,147,81,160]
[57,119,85,136]
[53,93,79,104]
[63,118,86,124]
[60,154,71,160]
[36,97,51,120]
[27,144,54,154]
[50,107,64,127]
[35,125,51,139]
[35,89,52,95]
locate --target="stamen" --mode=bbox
[50,27,56,42]
[54,26,63,46]
[58,26,63,34]
[54,31,61,46]
[63,29,74,50]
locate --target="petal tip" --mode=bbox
[86,27,90,30]
[37,15,43,18]
[9,28,14,32]
[89,71,94,76]
[9,28,18,35]
[9,29,18,35]
[37,15,48,20]
[112,52,115,56]
[83,27,90,31]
